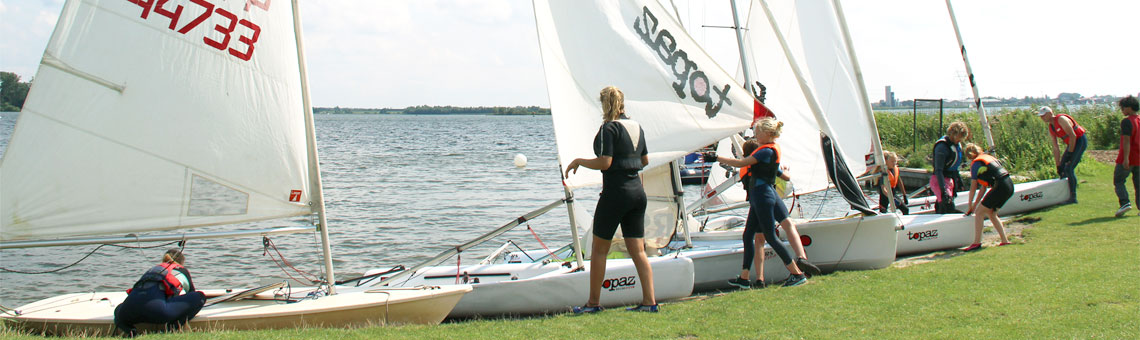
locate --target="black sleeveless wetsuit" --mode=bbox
[591,119,648,240]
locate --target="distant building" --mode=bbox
[884,86,897,107]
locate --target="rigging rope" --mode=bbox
[525,222,559,261]
[262,236,320,285]
[0,241,180,274]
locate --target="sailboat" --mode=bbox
[896,0,1070,220]
[675,0,980,259]
[360,0,906,317]
[0,0,469,335]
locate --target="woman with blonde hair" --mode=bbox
[962,143,1012,251]
[565,86,657,313]
[931,122,969,213]
[114,248,206,337]
[704,118,808,287]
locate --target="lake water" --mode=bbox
[0,113,851,307]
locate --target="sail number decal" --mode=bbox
[634,6,732,119]
[126,0,269,61]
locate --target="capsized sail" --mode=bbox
[534,0,756,190]
[1,0,313,241]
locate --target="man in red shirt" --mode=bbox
[1114,96,1140,217]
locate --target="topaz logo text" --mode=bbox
[1019,191,1043,202]
[601,276,637,291]
[907,229,939,242]
[634,6,732,118]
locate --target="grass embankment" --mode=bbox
[4,162,1137,339]
[876,104,1124,181]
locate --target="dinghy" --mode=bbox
[902,1,1071,219]
[0,0,468,335]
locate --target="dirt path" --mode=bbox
[892,216,1037,268]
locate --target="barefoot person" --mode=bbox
[1113,96,1140,217]
[1038,106,1087,204]
[705,118,808,288]
[565,86,657,313]
[962,144,1011,251]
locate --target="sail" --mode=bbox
[781,0,878,177]
[1,0,313,241]
[533,0,755,189]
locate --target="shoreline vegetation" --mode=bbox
[2,157,1134,339]
[313,105,550,116]
[875,103,1123,181]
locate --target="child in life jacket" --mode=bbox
[114,248,206,337]
[875,151,909,214]
[962,143,1012,252]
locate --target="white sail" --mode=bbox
[780,0,877,177]
[533,0,755,189]
[1,0,312,241]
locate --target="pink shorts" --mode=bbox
[929,176,955,202]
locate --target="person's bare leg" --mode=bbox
[973,208,985,245]
[587,236,612,306]
[779,219,807,260]
[989,209,1009,244]
[753,234,766,282]
[624,237,656,306]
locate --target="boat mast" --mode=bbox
[946,0,995,150]
[563,185,587,268]
[291,0,336,294]
[830,0,896,212]
[729,0,755,96]
[670,161,693,247]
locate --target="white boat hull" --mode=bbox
[689,213,901,272]
[896,214,975,256]
[1,285,471,336]
[369,256,694,318]
[678,244,791,291]
[909,179,1069,216]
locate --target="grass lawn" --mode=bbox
[4,161,1137,339]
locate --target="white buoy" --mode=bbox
[514,153,528,168]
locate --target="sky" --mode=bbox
[1,0,1136,108]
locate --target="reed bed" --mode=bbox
[875,104,1124,181]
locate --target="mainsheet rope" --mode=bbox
[0,240,181,274]
[262,236,320,285]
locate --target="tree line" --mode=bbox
[1,72,551,116]
[1,72,31,112]
[314,105,550,115]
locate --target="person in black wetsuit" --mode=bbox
[931,122,969,214]
[962,143,1012,251]
[565,86,657,313]
[114,248,206,337]
[705,118,808,288]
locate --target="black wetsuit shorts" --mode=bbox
[981,176,1014,210]
[592,172,647,240]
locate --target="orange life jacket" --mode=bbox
[887,166,900,189]
[748,143,781,186]
[971,153,1009,187]
[128,262,185,297]
[1049,114,1086,144]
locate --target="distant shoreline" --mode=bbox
[313,106,551,116]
